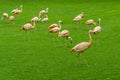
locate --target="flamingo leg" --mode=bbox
[1,16,3,20]
[27,31,30,42]
[64,37,67,47]
[54,34,61,46]
[81,54,89,66]
[24,31,27,42]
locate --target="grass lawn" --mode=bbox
[0,0,120,80]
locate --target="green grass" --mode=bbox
[0,0,120,80]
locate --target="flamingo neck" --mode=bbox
[88,32,92,47]
[46,8,48,13]
[32,22,36,29]
[20,6,23,12]
[58,22,62,29]
[98,20,101,26]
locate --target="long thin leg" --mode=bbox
[54,34,61,46]
[64,37,67,47]
[1,16,3,20]
[27,31,30,42]
[76,53,80,64]
[24,31,26,42]
[81,54,89,66]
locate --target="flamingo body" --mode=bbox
[85,19,96,25]
[31,17,40,22]
[58,30,69,37]
[49,24,58,29]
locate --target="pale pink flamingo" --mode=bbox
[9,16,15,24]
[49,20,62,33]
[42,15,49,25]
[21,22,36,42]
[31,16,41,23]
[48,24,58,29]
[71,30,93,65]
[11,5,23,15]
[73,12,84,23]
[58,30,72,43]
[93,18,101,34]
[49,20,63,43]
[38,8,48,19]
[85,19,96,26]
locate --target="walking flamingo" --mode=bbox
[71,30,93,65]
[48,24,58,29]
[58,30,73,43]
[73,12,84,23]
[38,8,48,19]
[85,19,96,26]
[49,20,62,33]
[11,5,23,15]
[21,22,36,42]
[31,16,41,23]
[49,20,63,43]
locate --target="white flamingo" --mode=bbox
[1,13,9,20]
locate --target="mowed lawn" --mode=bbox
[0,0,120,80]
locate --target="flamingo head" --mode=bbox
[89,30,94,34]
[58,20,63,24]
[20,5,23,8]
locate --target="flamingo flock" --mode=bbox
[0,5,102,65]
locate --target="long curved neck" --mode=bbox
[88,32,92,47]
[46,8,48,13]
[58,22,62,29]
[20,6,23,12]
[98,18,101,26]
[32,22,36,29]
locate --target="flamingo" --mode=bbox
[48,24,58,29]
[58,30,73,43]
[21,22,36,42]
[71,30,93,65]
[85,19,96,26]
[11,5,23,15]
[1,13,9,20]
[42,15,49,25]
[31,16,41,23]
[73,12,84,23]
[93,18,101,34]
[9,16,15,24]
[38,8,48,19]
[49,20,63,43]
[49,20,62,33]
